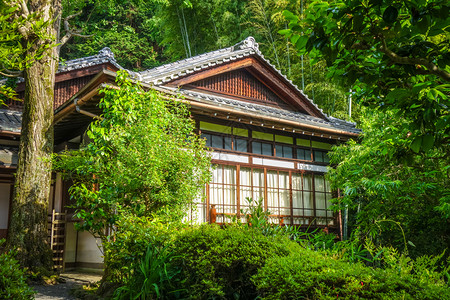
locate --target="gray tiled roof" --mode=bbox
[58,47,123,73]
[165,87,360,134]
[134,37,327,119]
[0,109,22,133]
[135,36,358,134]
[0,39,359,136]
[1,47,123,85]
[0,146,18,167]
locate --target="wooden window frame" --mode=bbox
[205,163,336,228]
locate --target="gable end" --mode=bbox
[187,69,296,111]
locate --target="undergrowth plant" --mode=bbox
[0,240,34,300]
[113,242,179,300]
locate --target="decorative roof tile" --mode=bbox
[0,146,18,167]
[1,47,123,85]
[0,109,22,133]
[58,47,123,73]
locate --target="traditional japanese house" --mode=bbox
[0,37,359,269]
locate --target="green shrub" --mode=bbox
[102,216,182,284]
[171,224,300,299]
[253,249,450,300]
[113,242,179,300]
[0,240,34,299]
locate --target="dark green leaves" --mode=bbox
[421,134,435,152]
[410,136,422,153]
[353,13,365,31]
[410,134,434,153]
[383,6,398,24]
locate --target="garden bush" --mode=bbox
[0,240,34,299]
[171,224,301,299]
[113,242,179,300]
[253,248,450,300]
[102,216,182,284]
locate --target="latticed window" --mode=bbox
[199,121,333,163]
[189,164,335,226]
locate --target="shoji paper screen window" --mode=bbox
[204,164,335,226]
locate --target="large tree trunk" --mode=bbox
[6,1,60,272]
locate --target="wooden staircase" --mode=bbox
[48,210,67,271]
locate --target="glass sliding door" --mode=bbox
[314,175,334,225]
[196,164,336,227]
[209,165,237,223]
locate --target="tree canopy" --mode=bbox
[55,72,211,238]
[280,0,450,256]
[281,0,449,151]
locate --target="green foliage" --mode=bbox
[0,2,54,74]
[328,108,449,258]
[280,0,450,258]
[54,70,211,237]
[102,216,183,285]
[62,0,164,70]
[113,242,180,300]
[253,247,450,300]
[0,77,19,103]
[171,224,300,299]
[0,240,34,300]
[239,197,271,230]
[282,0,450,151]
[237,197,335,248]
[0,2,55,104]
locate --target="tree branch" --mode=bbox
[379,38,450,82]
[6,0,32,38]
[19,0,29,17]
[0,71,21,78]
[58,11,92,48]
[0,65,23,78]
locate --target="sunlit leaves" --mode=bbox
[327,108,449,256]
[54,71,211,237]
[281,0,450,154]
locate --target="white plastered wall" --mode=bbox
[64,222,104,266]
[76,230,103,264]
[64,222,77,264]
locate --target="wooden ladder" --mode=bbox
[49,210,67,272]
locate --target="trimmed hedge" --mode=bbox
[107,223,449,299]
[253,249,450,300]
[171,224,300,299]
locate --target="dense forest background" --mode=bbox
[61,0,353,121]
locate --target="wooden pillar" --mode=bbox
[206,182,210,222]
[264,168,268,211]
[236,164,240,218]
[210,205,217,224]
[289,171,293,225]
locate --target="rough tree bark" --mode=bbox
[5,0,61,271]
